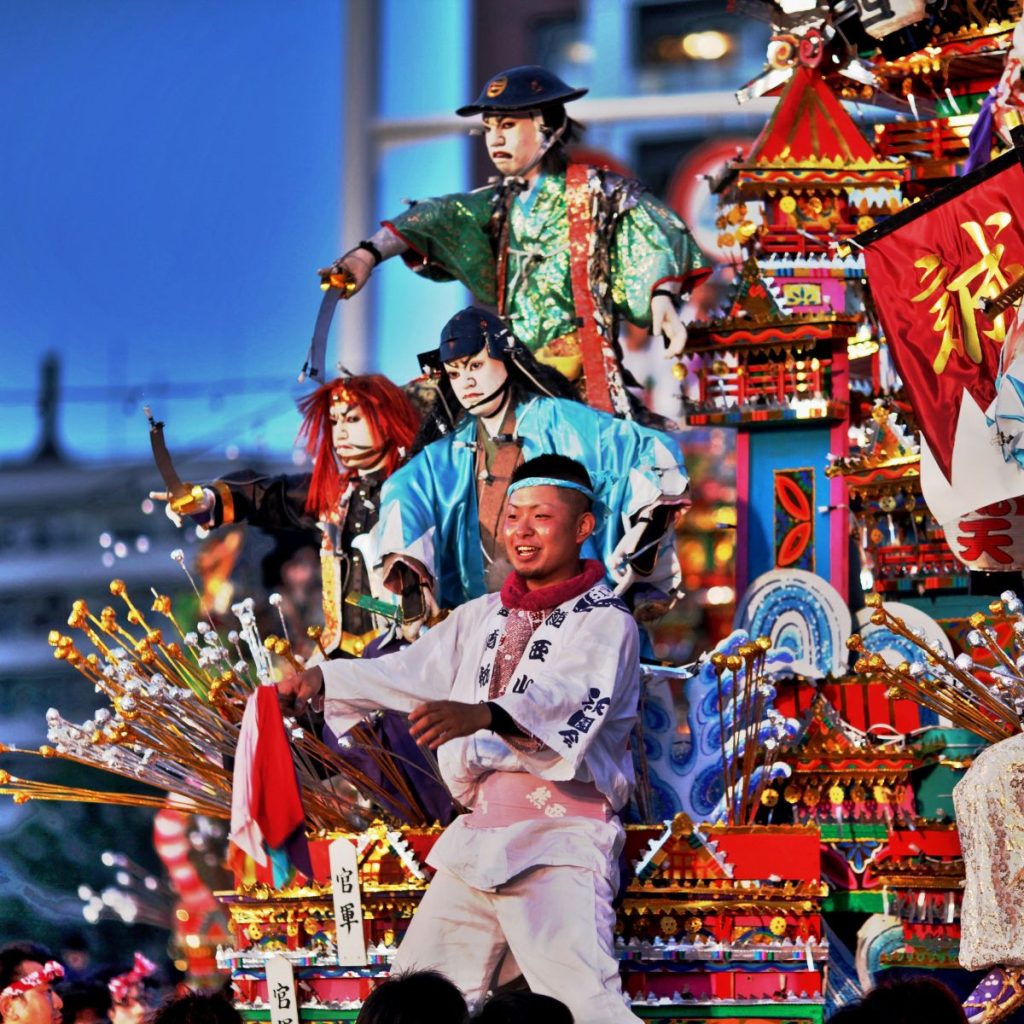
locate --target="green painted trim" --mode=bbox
[819,823,889,842]
[823,890,886,913]
[239,1013,357,1023]
[632,1008,824,1021]
[238,1005,825,1022]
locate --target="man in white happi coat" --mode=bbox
[279,453,641,1022]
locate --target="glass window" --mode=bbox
[634,0,769,93]
[531,14,593,91]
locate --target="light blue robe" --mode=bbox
[373,396,688,609]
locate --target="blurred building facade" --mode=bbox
[0,357,299,959]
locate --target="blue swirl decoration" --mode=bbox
[735,569,851,678]
[635,629,799,823]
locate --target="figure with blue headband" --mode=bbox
[278,454,645,1021]
[372,307,689,624]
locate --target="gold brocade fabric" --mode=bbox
[953,732,1024,970]
[387,171,707,353]
[319,538,343,653]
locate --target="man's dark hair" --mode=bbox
[355,970,467,1024]
[57,982,110,1023]
[826,1006,868,1023]
[470,990,573,1023]
[857,977,967,1024]
[0,943,54,993]
[510,454,593,511]
[150,992,241,1024]
[59,933,88,955]
[538,105,584,176]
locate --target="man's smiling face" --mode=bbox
[503,484,594,590]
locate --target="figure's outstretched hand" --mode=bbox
[149,489,214,528]
[408,700,492,750]
[316,249,374,297]
[651,293,688,359]
[278,665,324,718]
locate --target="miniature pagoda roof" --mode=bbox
[723,257,785,321]
[685,309,859,354]
[628,817,823,890]
[684,257,862,352]
[872,17,1017,88]
[786,693,943,776]
[732,66,905,190]
[825,404,921,486]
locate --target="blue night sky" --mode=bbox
[1,3,348,462]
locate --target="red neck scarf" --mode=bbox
[500,558,605,612]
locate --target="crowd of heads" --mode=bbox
[828,977,968,1024]
[354,970,574,1024]
[0,948,573,1024]
[0,945,244,1024]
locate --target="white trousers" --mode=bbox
[393,864,639,1023]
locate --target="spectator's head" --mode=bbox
[859,977,967,1024]
[355,970,467,1024]
[57,936,89,980]
[56,983,108,1024]
[106,955,157,1024]
[0,945,64,1024]
[470,990,573,1023]
[150,992,240,1024]
[827,1006,868,1023]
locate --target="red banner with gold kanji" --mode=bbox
[862,157,1024,481]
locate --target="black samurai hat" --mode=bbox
[456,65,588,117]
[418,307,525,375]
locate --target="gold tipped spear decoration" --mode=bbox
[850,592,1024,744]
[708,635,790,825]
[2,568,443,828]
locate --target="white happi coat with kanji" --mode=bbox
[320,580,640,891]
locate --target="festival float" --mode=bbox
[6,1,1024,1021]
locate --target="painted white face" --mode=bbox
[330,403,380,469]
[482,114,543,177]
[444,348,510,418]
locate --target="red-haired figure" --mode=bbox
[153,375,420,656]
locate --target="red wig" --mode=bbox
[297,375,420,519]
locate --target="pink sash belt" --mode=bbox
[465,771,612,829]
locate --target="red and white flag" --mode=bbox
[230,686,312,879]
[861,151,1024,527]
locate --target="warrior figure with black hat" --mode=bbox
[319,65,710,418]
[152,375,420,657]
[373,307,688,620]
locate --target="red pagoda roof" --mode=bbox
[734,66,904,188]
